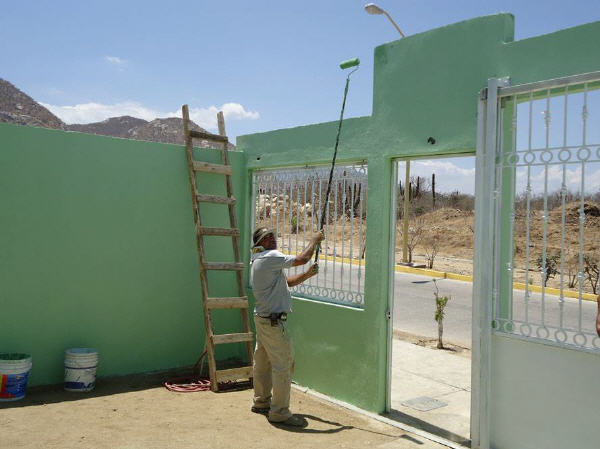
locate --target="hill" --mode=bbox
[66,116,147,138]
[0,78,235,148]
[0,78,65,129]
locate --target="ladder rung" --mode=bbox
[213,332,254,345]
[193,161,232,175]
[204,262,245,271]
[206,297,249,309]
[196,194,236,205]
[198,227,240,237]
[189,129,228,143]
[216,366,253,383]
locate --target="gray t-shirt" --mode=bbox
[250,249,297,315]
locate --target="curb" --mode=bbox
[395,265,597,302]
[307,253,598,302]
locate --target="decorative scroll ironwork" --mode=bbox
[493,78,600,351]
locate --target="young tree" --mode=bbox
[564,248,579,289]
[424,226,442,269]
[536,253,560,287]
[404,217,424,263]
[584,254,599,294]
[433,279,451,349]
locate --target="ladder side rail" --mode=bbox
[182,104,219,390]
[217,111,254,366]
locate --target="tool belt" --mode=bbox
[258,312,287,326]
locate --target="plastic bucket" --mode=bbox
[64,348,98,392]
[0,353,33,402]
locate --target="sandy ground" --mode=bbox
[266,201,600,295]
[0,372,447,449]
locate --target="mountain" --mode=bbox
[67,116,235,149]
[0,78,65,129]
[66,116,147,138]
[0,78,235,149]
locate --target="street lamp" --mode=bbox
[364,3,406,38]
[364,3,411,264]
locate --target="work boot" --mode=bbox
[251,405,270,415]
[269,414,308,428]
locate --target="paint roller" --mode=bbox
[313,57,360,265]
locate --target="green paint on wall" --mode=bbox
[4,12,600,418]
[237,14,600,414]
[0,123,248,386]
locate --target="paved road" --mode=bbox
[394,272,599,348]
[291,260,599,348]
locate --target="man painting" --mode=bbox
[250,227,324,426]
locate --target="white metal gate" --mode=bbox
[252,164,368,307]
[473,71,600,449]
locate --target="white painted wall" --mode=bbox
[490,334,600,449]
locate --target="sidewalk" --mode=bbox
[389,338,471,445]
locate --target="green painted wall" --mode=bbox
[0,123,248,386]
[238,14,600,414]
[3,11,600,425]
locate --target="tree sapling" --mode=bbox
[433,279,451,349]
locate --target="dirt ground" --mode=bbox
[270,202,600,294]
[393,330,471,360]
[0,372,446,449]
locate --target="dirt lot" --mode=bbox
[269,202,600,294]
[0,373,445,449]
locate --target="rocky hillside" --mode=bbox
[70,116,235,149]
[0,78,235,148]
[67,116,147,138]
[0,78,65,129]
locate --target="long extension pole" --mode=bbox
[315,62,359,263]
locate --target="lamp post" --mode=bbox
[364,3,406,37]
[364,3,410,263]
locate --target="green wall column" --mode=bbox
[497,98,517,322]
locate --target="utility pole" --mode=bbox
[402,161,410,263]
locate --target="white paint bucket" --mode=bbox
[0,353,33,401]
[64,348,98,392]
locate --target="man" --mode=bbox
[250,227,324,426]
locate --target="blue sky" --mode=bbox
[2,1,599,144]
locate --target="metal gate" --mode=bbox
[473,72,600,448]
[252,163,368,308]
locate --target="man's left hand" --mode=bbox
[306,264,319,278]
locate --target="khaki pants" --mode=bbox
[253,315,295,421]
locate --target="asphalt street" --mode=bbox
[292,260,599,348]
[393,272,599,348]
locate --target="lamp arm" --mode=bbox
[383,11,406,38]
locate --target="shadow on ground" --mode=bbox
[386,409,471,447]
[268,413,402,439]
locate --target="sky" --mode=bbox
[1,1,599,193]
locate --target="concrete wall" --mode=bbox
[3,12,600,447]
[238,13,600,444]
[240,14,520,413]
[0,123,248,386]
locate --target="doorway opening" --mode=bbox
[388,156,475,446]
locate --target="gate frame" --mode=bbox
[471,77,510,449]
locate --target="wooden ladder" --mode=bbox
[181,104,253,391]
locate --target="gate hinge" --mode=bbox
[479,88,488,101]
[385,309,391,320]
